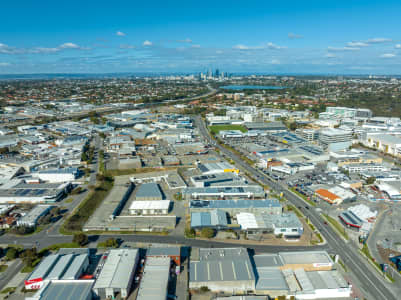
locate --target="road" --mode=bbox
[194,115,398,300]
[0,260,23,292]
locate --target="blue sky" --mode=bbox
[1,0,401,74]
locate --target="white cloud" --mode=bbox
[143,40,153,46]
[271,59,280,64]
[233,44,251,50]
[59,42,81,49]
[0,62,10,67]
[116,31,126,36]
[380,53,396,58]
[328,46,360,52]
[367,38,392,44]
[267,42,287,50]
[347,41,369,47]
[288,33,303,39]
[395,44,401,49]
[191,44,201,48]
[216,50,223,54]
[325,53,337,58]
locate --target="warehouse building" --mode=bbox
[26,280,94,300]
[183,186,265,200]
[0,181,71,204]
[25,249,89,290]
[190,209,228,229]
[135,183,164,200]
[251,251,350,299]
[129,200,171,215]
[236,212,303,238]
[146,246,181,266]
[190,199,282,215]
[197,162,239,175]
[93,249,139,299]
[17,205,53,227]
[136,257,170,300]
[33,167,80,183]
[189,248,256,293]
[190,173,245,188]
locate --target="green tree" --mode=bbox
[6,248,18,260]
[104,238,119,248]
[366,177,376,185]
[289,122,297,131]
[73,233,88,246]
[185,228,196,238]
[200,228,215,239]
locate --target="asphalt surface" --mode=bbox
[194,116,397,300]
[0,259,23,292]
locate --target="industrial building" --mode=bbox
[197,162,239,175]
[0,181,71,204]
[136,257,170,300]
[129,200,171,215]
[146,246,181,266]
[253,252,350,298]
[25,249,89,290]
[33,167,80,183]
[183,186,265,200]
[364,133,401,157]
[17,205,53,227]
[26,280,94,300]
[135,182,164,200]
[190,199,282,215]
[93,249,139,299]
[190,209,228,229]
[189,248,256,293]
[190,173,245,188]
[236,212,303,238]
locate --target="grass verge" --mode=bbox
[361,244,395,283]
[323,214,349,240]
[209,124,247,134]
[290,188,316,207]
[61,175,114,234]
[1,287,16,294]
[0,265,7,272]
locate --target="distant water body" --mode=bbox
[221,85,288,90]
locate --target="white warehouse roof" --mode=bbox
[93,249,139,290]
[129,200,171,210]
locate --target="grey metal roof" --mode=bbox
[28,254,60,281]
[93,249,139,290]
[135,183,163,200]
[190,259,254,282]
[38,167,78,174]
[279,251,333,265]
[61,254,89,280]
[255,268,288,291]
[46,253,74,280]
[190,199,281,209]
[136,257,170,300]
[190,210,227,228]
[190,248,255,283]
[147,247,180,257]
[253,254,284,268]
[32,280,94,300]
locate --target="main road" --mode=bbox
[194,115,397,300]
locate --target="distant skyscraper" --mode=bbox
[215,69,220,78]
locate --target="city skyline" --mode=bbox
[1,0,401,74]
